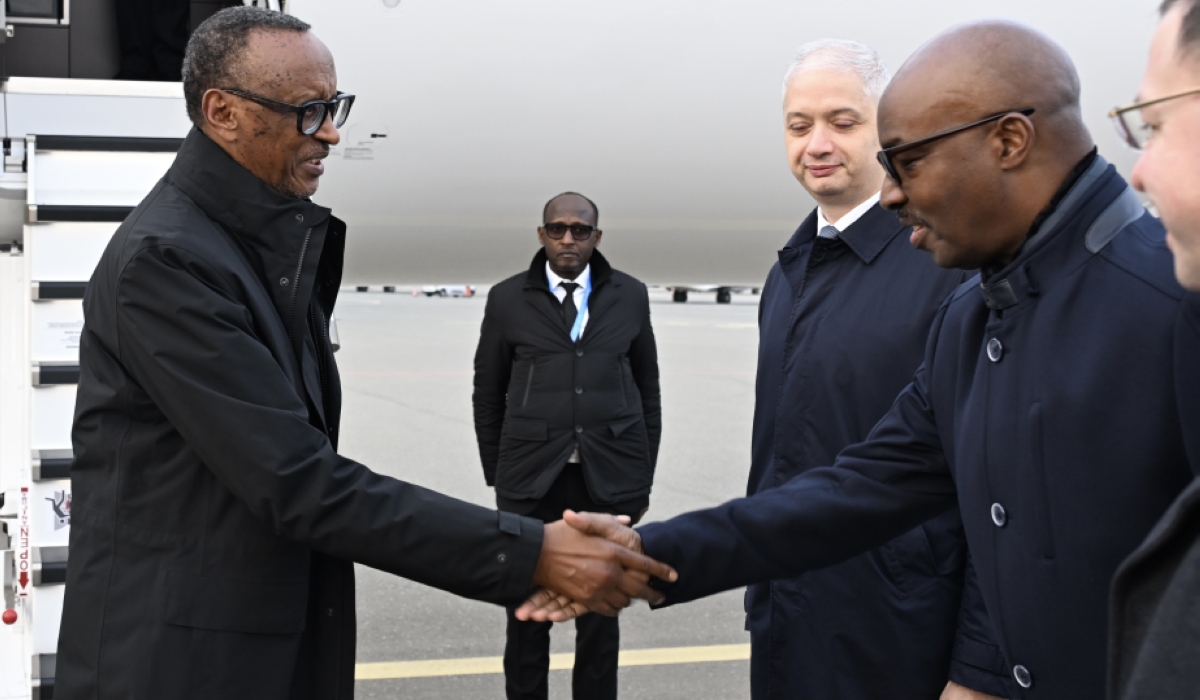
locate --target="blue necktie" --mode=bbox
[818,225,839,239]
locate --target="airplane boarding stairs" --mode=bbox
[0,78,188,700]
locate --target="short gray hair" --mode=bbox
[182,7,311,126]
[782,39,891,102]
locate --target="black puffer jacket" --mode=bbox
[473,249,661,505]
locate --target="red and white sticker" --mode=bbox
[16,487,29,597]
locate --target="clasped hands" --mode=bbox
[517,510,676,622]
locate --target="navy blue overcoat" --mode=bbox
[747,203,984,699]
[640,157,1200,700]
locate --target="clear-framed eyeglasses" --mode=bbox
[1109,87,1200,150]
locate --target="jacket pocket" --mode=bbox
[503,417,548,441]
[162,571,308,635]
[521,361,536,407]
[609,415,642,438]
[1028,402,1056,559]
[617,354,630,411]
[878,523,939,597]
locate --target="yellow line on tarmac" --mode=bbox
[355,643,751,681]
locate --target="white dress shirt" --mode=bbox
[546,262,591,339]
[815,192,882,236]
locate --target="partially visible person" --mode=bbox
[1108,1,1200,697]
[114,0,195,81]
[745,39,1001,700]
[521,20,1200,700]
[474,192,661,700]
[58,9,673,700]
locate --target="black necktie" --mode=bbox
[561,282,580,331]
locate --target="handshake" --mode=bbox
[517,510,678,622]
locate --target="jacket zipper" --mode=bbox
[521,362,535,407]
[286,226,314,340]
[310,298,332,424]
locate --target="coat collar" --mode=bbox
[168,128,331,261]
[522,248,619,341]
[978,156,1145,312]
[524,247,614,290]
[781,202,904,267]
[168,128,345,356]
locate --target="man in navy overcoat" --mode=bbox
[746,39,1003,699]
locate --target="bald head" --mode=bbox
[882,20,1089,155]
[876,21,1097,270]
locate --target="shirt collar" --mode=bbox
[546,262,591,291]
[815,192,881,233]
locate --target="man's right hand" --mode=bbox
[526,510,675,618]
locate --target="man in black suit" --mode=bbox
[474,192,661,700]
[58,10,673,699]
[1108,1,1200,697]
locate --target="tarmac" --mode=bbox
[335,287,760,699]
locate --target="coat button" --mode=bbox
[497,553,507,564]
[991,503,1007,527]
[295,214,304,223]
[280,277,289,286]
[987,338,1003,362]
[1013,665,1032,688]
[575,386,583,395]
[575,425,583,434]
[576,349,584,357]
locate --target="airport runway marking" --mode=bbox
[354,643,751,680]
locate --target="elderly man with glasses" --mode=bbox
[1107,1,1200,698]
[521,19,1200,700]
[58,9,675,700]
[473,192,662,700]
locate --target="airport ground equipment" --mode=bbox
[0,77,188,700]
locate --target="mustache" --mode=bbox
[897,209,929,229]
[301,147,331,161]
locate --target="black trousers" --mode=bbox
[500,464,637,700]
[114,0,192,81]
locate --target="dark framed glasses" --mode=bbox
[542,223,596,240]
[877,107,1036,184]
[1109,87,1200,151]
[220,88,356,136]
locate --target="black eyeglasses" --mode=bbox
[876,107,1036,184]
[1109,87,1200,150]
[220,88,356,136]
[541,223,597,240]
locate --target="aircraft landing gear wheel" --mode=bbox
[673,289,688,303]
[716,288,732,304]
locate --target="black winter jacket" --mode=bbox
[473,249,661,505]
[60,129,544,700]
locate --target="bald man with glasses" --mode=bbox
[473,192,662,700]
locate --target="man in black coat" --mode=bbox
[747,38,1001,700]
[521,21,1200,700]
[1108,1,1200,697]
[474,192,661,700]
[59,9,673,699]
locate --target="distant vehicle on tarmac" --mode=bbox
[415,285,475,298]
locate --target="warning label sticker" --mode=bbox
[17,487,29,597]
